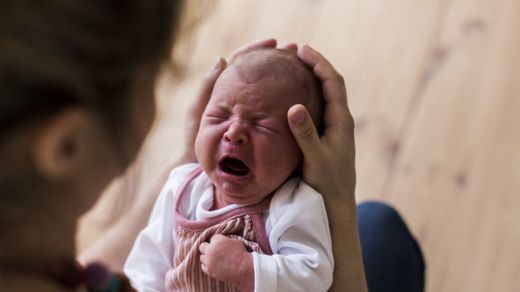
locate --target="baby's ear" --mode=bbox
[32,108,92,179]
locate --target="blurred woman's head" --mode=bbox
[0,0,184,226]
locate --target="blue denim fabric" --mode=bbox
[358,201,425,292]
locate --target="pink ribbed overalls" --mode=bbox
[165,167,273,292]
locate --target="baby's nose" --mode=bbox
[223,122,249,145]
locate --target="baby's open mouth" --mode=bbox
[219,157,250,176]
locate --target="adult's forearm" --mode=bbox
[325,188,368,292]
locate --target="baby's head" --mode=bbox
[195,48,322,206]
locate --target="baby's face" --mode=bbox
[195,66,308,205]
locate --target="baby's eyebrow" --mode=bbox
[212,104,231,112]
[250,112,269,120]
[212,102,275,120]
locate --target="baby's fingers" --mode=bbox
[209,234,227,243]
[199,242,209,254]
[199,242,209,273]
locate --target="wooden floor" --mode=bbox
[78,0,520,291]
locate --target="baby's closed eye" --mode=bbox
[204,111,230,123]
[206,114,227,120]
[254,119,282,134]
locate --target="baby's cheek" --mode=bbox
[269,140,301,172]
[282,135,303,161]
[196,129,217,165]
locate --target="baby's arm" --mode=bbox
[199,235,254,292]
[255,180,334,292]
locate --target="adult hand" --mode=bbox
[289,45,367,292]
[179,56,226,164]
[288,44,356,199]
[199,234,254,292]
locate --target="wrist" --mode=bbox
[321,179,357,225]
[236,252,254,292]
[322,175,355,200]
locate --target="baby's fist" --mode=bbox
[199,234,254,291]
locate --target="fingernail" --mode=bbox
[212,57,223,71]
[291,109,306,124]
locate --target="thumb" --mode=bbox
[190,57,226,116]
[288,104,322,159]
[184,57,226,153]
[210,234,226,243]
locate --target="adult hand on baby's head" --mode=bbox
[199,234,254,292]
[288,45,356,199]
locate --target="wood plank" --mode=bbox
[384,0,520,291]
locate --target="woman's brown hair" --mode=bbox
[0,0,184,136]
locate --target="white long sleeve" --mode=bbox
[253,179,334,292]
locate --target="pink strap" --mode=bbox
[173,166,273,255]
[251,212,273,255]
[173,167,203,229]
